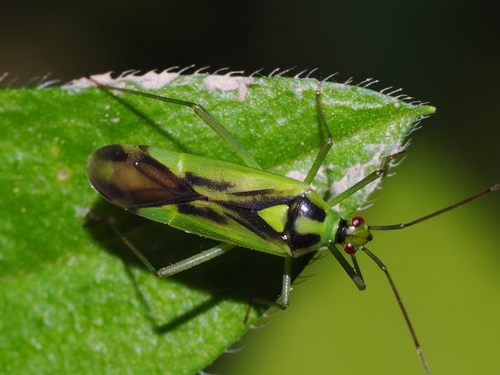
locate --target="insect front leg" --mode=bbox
[326,150,406,208]
[328,244,366,290]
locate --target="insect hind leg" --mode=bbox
[87,76,260,170]
[155,243,236,277]
[122,233,236,278]
[87,209,236,277]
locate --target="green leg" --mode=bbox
[326,150,405,207]
[303,83,334,185]
[90,79,260,169]
[124,232,235,277]
[155,243,236,277]
[103,213,235,276]
[247,255,293,316]
[278,255,293,308]
[331,243,430,372]
[295,82,406,208]
[328,245,366,290]
[302,82,404,195]
[361,246,430,373]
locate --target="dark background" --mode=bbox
[3,1,499,374]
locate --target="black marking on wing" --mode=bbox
[97,144,129,162]
[165,189,296,244]
[177,202,228,224]
[216,200,288,244]
[131,150,207,207]
[228,189,296,211]
[218,191,299,245]
[89,145,208,211]
[209,193,327,251]
[184,172,234,191]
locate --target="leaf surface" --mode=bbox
[0,72,434,374]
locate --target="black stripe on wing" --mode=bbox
[218,200,291,244]
[90,145,206,210]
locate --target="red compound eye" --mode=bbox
[344,243,357,254]
[351,216,365,227]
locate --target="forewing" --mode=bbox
[87,145,309,255]
[87,145,204,209]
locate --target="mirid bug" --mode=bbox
[86,76,498,374]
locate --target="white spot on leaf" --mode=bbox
[203,75,254,101]
[329,143,402,212]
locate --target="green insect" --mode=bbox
[86,78,498,374]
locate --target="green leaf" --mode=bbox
[0,72,434,375]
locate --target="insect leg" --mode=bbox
[99,213,236,276]
[278,255,293,308]
[155,243,236,277]
[326,150,405,207]
[247,255,293,314]
[127,233,236,277]
[361,246,430,373]
[88,78,260,169]
[329,240,430,371]
[303,82,333,185]
[328,244,366,290]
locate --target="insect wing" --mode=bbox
[87,145,313,256]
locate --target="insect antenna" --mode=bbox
[368,183,500,231]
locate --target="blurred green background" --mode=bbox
[2,1,499,374]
